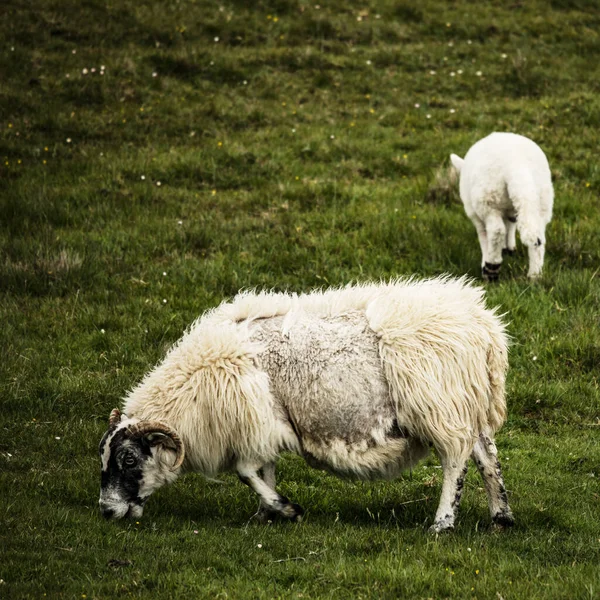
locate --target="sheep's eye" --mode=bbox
[124,456,136,467]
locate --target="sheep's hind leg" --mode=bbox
[472,433,514,527]
[527,237,545,279]
[483,214,506,282]
[503,216,517,256]
[472,216,489,268]
[430,451,470,533]
[237,463,304,522]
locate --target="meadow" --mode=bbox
[1,0,599,598]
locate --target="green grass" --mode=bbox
[1,0,599,598]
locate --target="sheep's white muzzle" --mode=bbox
[99,498,144,520]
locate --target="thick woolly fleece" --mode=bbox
[451,132,553,279]
[123,277,508,479]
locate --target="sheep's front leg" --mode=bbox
[254,462,280,523]
[472,434,514,527]
[503,217,517,256]
[430,453,469,533]
[237,463,304,522]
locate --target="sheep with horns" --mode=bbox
[98,277,514,533]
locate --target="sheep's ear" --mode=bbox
[450,154,464,173]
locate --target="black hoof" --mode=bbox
[482,262,501,282]
[502,248,515,257]
[253,507,280,524]
[492,512,515,528]
[289,503,304,522]
[274,496,305,521]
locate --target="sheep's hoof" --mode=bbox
[482,262,501,282]
[253,506,280,524]
[429,518,455,534]
[277,497,305,522]
[492,512,515,529]
[287,503,305,523]
[502,248,515,257]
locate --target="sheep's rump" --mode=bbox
[459,132,553,238]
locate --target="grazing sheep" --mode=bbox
[98,277,514,533]
[450,132,553,281]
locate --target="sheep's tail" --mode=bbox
[506,171,545,248]
[485,326,509,434]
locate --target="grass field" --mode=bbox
[1,0,600,598]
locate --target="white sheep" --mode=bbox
[98,277,514,533]
[450,132,553,281]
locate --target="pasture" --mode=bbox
[1,0,599,598]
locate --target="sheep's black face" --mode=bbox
[98,410,185,520]
[98,426,154,520]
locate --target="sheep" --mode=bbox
[98,277,514,533]
[450,132,553,281]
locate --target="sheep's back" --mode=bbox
[251,310,394,444]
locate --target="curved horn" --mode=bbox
[109,408,122,427]
[127,421,185,471]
